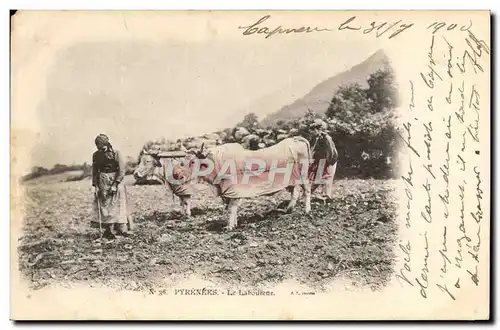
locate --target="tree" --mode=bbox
[366,68,399,113]
[325,84,371,123]
[322,69,399,179]
[238,112,260,131]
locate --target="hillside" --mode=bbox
[21,170,86,186]
[260,49,392,127]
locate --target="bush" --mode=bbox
[125,157,137,176]
[21,166,50,182]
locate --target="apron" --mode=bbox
[91,173,133,230]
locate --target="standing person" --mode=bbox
[92,134,133,239]
[307,120,338,199]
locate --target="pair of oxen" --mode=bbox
[133,134,338,230]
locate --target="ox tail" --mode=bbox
[323,134,338,166]
[292,135,312,163]
[293,136,313,180]
[305,137,313,167]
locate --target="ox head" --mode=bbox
[133,149,163,181]
[184,143,214,183]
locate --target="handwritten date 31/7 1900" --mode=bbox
[237,15,478,41]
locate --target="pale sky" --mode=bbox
[30,34,377,168]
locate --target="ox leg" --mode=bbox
[286,185,301,213]
[303,183,312,213]
[221,196,229,210]
[227,198,240,230]
[180,196,191,218]
[324,177,333,200]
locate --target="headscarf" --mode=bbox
[95,134,115,159]
[95,134,110,147]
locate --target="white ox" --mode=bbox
[179,136,317,230]
[134,134,338,231]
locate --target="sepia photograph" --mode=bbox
[10,10,490,320]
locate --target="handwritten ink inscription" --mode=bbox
[237,15,333,39]
[397,25,488,301]
[237,15,415,40]
[338,16,414,39]
[237,16,480,41]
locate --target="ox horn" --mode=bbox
[196,142,205,158]
[195,142,206,159]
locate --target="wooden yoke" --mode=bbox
[154,150,188,159]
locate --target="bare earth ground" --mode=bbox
[17,176,398,293]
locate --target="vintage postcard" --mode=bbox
[10,10,491,320]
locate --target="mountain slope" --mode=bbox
[260,49,392,127]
